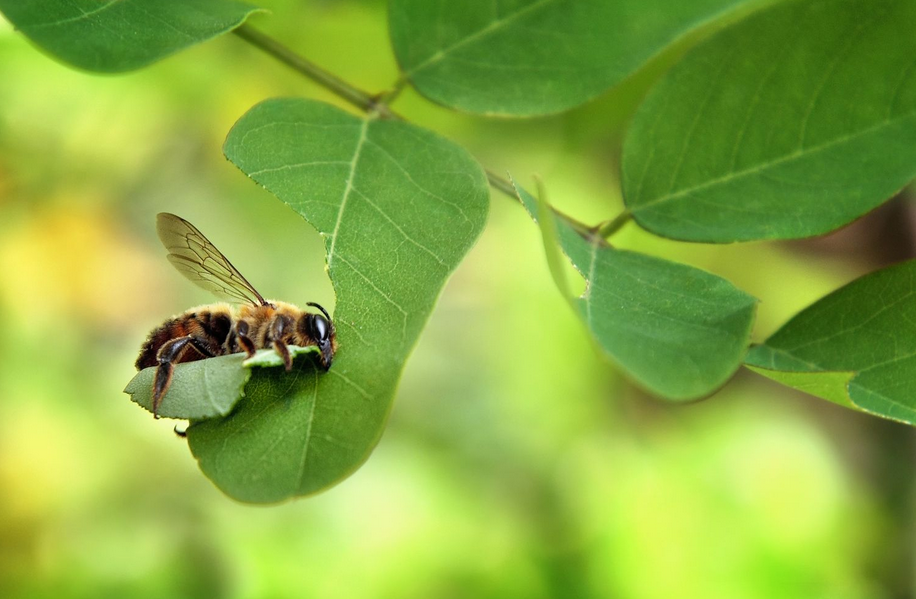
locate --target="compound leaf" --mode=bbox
[622,0,916,242]
[189,98,489,503]
[389,0,761,116]
[746,260,916,425]
[0,0,261,72]
[514,181,757,400]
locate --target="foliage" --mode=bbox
[388,0,760,116]
[191,98,488,502]
[514,182,757,399]
[0,0,261,71]
[746,260,916,425]
[125,345,319,419]
[3,0,916,502]
[621,0,916,242]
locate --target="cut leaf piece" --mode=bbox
[0,0,262,72]
[622,0,916,242]
[124,346,319,420]
[192,98,489,503]
[746,260,916,425]
[389,0,760,116]
[243,344,320,369]
[514,181,757,400]
[126,353,249,420]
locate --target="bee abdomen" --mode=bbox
[136,318,187,370]
[135,309,233,370]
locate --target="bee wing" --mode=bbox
[156,213,267,306]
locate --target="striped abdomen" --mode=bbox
[135,307,234,370]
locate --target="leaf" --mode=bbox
[189,98,489,503]
[126,354,249,420]
[745,260,916,425]
[531,180,575,304]
[388,0,761,116]
[0,0,262,72]
[744,367,858,411]
[243,344,320,370]
[124,346,319,420]
[513,180,757,400]
[622,0,916,242]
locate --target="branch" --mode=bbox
[232,24,628,240]
[233,25,381,116]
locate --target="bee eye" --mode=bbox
[311,314,330,341]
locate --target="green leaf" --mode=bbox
[189,98,489,503]
[746,260,916,425]
[124,346,319,420]
[531,180,575,304]
[744,367,858,410]
[389,0,761,117]
[243,344,321,370]
[126,354,249,420]
[622,0,916,242]
[0,0,262,72]
[514,181,757,400]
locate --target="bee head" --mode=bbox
[302,302,335,370]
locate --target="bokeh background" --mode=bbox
[2,1,915,597]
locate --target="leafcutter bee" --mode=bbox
[136,213,337,417]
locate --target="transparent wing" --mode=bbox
[156,213,267,306]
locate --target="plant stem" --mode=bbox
[596,210,633,240]
[485,169,519,198]
[233,24,389,117]
[233,24,595,234]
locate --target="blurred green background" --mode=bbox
[1,1,914,597]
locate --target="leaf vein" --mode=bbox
[327,118,370,268]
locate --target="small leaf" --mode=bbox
[0,0,262,72]
[622,0,916,242]
[389,0,761,116]
[190,98,489,503]
[243,344,320,369]
[746,260,916,425]
[744,367,858,411]
[531,179,575,304]
[125,346,320,420]
[126,354,249,420]
[514,181,757,400]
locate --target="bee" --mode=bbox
[136,213,337,417]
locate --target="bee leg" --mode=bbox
[268,314,294,372]
[235,321,256,359]
[152,335,215,418]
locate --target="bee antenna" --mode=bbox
[306,302,331,321]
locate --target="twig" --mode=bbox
[232,24,614,239]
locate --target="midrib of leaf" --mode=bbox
[22,0,119,29]
[632,112,916,212]
[778,289,916,356]
[296,371,320,492]
[327,117,369,269]
[756,345,824,371]
[403,0,553,77]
